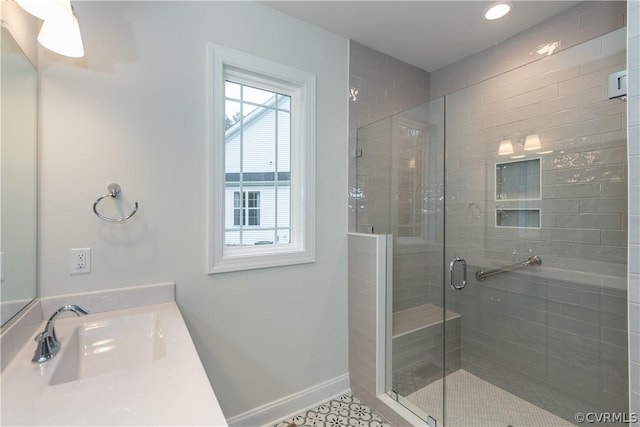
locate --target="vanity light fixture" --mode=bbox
[16,0,84,58]
[484,2,512,20]
[15,0,69,20]
[38,12,84,57]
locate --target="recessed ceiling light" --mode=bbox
[484,2,512,20]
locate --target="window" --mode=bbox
[209,44,316,274]
[233,191,260,227]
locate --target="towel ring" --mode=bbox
[93,183,139,222]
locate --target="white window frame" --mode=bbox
[208,44,316,274]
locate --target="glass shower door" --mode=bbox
[355,97,446,424]
[442,34,629,426]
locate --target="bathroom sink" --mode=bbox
[50,311,166,385]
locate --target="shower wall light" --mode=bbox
[497,132,542,156]
[16,0,84,58]
[523,133,541,151]
[498,139,514,155]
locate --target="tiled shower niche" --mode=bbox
[495,158,541,200]
[495,158,542,228]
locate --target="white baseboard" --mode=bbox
[227,374,350,427]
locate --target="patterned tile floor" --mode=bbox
[273,393,391,427]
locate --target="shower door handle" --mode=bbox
[450,257,467,290]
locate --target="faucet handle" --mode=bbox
[32,332,60,363]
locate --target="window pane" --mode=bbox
[277,111,291,174]
[225,81,241,100]
[225,189,239,230]
[225,231,240,245]
[277,187,290,229]
[243,85,275,105]
[225,100,241,130]
[276,229,290,244]
[248,191,260,208]
[233,192,241,226]
[248,209,259,226]
[277,94,291,111]
[243,230,274,245]
[247,192,260,226]
[223,81,291,248]
[242,106,275,174]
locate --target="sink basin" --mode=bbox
[50,311,166,385]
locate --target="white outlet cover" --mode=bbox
[70,248,91,275]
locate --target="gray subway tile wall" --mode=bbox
[445,27,628,278]
[348,233,414,427]
[348,42,430,234]
[441,24,629,422]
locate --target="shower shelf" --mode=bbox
[392,303,460,339]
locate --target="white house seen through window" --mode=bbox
[224,81,290,246]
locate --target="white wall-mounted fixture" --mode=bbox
[484,2,512,20]
[607,70,627,100]
[16,0,84,58]
[15,0,69,20]
[38,12,84,57]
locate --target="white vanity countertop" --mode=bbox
[1,302,228,426]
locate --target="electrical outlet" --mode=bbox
[70,248,91,274]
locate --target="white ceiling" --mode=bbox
[265,1,582,72]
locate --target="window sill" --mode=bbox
[208,248,315,274]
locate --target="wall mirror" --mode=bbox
[1,24,38,327]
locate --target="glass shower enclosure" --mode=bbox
[355,28,628,426]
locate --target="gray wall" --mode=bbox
[355,101,445,313]
[443,26,628,280]
[348,41,430,233]
[447,271,628,422]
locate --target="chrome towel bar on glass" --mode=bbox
[475,255,542,281]
[92,183,139,222]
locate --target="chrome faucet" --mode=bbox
[32,305,89,363]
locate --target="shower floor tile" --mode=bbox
[273,393,391,427]
[406,369,576,427]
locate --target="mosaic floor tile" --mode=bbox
[273,393,391,427]
[406,369,575,426]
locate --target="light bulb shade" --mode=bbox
[16,0,72,20]
[524,133,542,151]
[498,139,514,155]
[38,13,84,58]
